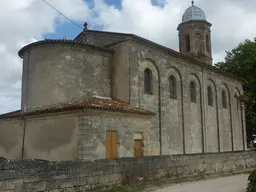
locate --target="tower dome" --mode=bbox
[182,2,206,23]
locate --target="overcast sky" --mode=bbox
[0,0,255,114]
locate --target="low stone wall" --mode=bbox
[0,151,255,191]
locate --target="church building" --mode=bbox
[0,2,247,161]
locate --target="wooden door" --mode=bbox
[106,131,117,159]
[134,139,144,157]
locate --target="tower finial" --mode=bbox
[192,0,194,5]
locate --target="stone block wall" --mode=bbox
[126,40,246,155]
[77,112,159,160]
[0,151,255,191]
[21,42,112,112]
[0,119,23,159]
[0,113,79,161]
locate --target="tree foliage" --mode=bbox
[215,38,256,143]
[247,170,256,192]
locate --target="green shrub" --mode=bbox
[247,170,256,192]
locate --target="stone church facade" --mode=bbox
[0,3,247,161]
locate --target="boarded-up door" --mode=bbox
[106,131,117,159]
[134,139,144,157]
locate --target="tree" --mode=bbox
[215,38,256,145]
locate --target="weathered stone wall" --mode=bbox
[184,73,203,154]
[161,66,183,155]
[21,43,112,112]
[0,119,23,159]
[0,151,255,192]
[74,31,246,155]
[23,113,78,161]
[126,41,205,155]
[0,110,157,161]
[111,42,131,102]
[232,87,244,151]
[77,110,159,160]
[0,112,79,161]
[204,78,218,153]
[111,40,246,156]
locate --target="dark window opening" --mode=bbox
[207,86,213,106]
[144,68,153,94]
[186,34,191,52]
[169,75,177,99]
[206,35,210,53]
[222,90,227,108]
[190,81,196,103]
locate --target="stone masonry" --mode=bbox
[0,151,255,192]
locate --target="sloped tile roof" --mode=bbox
[0,98,154,119]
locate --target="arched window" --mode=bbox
[169,75,177,99]
[195,33,202,53]
[186,34,191,52]
[207,86,213,106]
[190,81,196,103]
[235,94,239,110]
[206,35,210,53]
[222,90,227,108]
[144,68,153,94]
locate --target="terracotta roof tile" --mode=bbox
[0,98,155,119]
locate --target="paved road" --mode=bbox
[147,174,249,192]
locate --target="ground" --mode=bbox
[145,174,249,192]
[109,174,249,192]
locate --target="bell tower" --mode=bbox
[177,1,212,65]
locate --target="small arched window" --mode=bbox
[207,86,213,106]
[144,68,153,94]
[222,90,227,108]
[169,75,177,99]
[206,35,210,53]
[186,34,191,52]
[190,81,196,103]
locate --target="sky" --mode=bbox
[0,0,256,114]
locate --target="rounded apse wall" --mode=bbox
[19,40,113,112]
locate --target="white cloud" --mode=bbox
[1,0,256,113]
[88,0,256,65]
[0,0,89,113]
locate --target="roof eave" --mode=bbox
[18,39,114,59]
[177,20,212,30]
